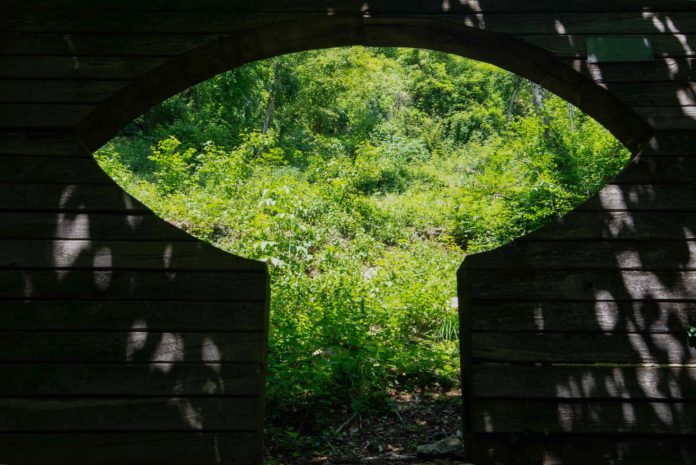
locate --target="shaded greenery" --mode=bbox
[95,47,630,420]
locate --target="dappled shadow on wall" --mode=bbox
[466,140,696,464]
[0,167,266,462]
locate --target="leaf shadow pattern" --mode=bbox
[0,132,268,464]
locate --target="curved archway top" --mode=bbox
[75,16,653,155]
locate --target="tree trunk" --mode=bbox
[507,76,523,122]
[262,69,279,135]
[531,83,551,140]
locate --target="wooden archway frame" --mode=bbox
[71,16,655,461]
[75,17,652,154]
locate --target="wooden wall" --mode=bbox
[0,129,269,464]
[2,1,696,464]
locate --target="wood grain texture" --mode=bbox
[3,0,696,13]
[524,34,696,59]
[0,130,86,156]
[2,12,696,35]
[606,82,696,107]
[471,434,696,465]
[527,210,696,240]
[0,56,167,79]
[0,397,259,431]
[475,399,696,434]
[474,365,696,400]
[0,211,196,240]
[466,239,696,270]
[469,301,696,334]
[468,269,696,300]
[0,33,220,57]
[646,130,696,155]
[0,155,113,183]
[635,105,696,129]
[0,269,267,300]
[580,184,696,211]
[0,103,96,128]
[569,58,696,83]
[0,239,264,271]
[0,331,264,363]
[473,332,696,364]
[0,183,148,211]
[0,363,262,396]
[0,432,261,465]
[612,156,696,184]
[0,80,129,104]
[0,12,315,34]
[470,300,696,332]
[0,300,265,331]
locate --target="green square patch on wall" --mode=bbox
[586,37,654,63]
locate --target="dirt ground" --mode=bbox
[265,389,470,465]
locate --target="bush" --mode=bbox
[95,46,630,421]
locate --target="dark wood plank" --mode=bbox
[612,156,696,184]
[451,13,696,35]
[0,397,258,431]
[0,103,95,129]
[472,434,696,465]
[0,80,128,104]
[0,183,148,212]
[466,240,696,270]
[0,33,219,57]
[568,58,696,83]
[0,155,112,183]
[473,333,696,364]
[4,12,696,34]
[635,106,696,130]
[468,269,696,300]
[606,82,696,107]
[0,56,167,79]
[0,130,86,156]
[580,184,696,211]
[524,34,696,59]
[2,0,696,13]
[474,365,696,400]
[0,300,265,331]
[0,11,309,34]
[0,363,261,396]
[0,212,195,241]
[645,130,696,155]
[0,332,264,363]
[470,300,696,333]
[457,264,474,455]
[1,432,261,465]
[0,269,267,300]
[475,399,696,434]
[0,240,264,271]
[529,211,696,240]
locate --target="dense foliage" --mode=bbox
[96,47,629,422]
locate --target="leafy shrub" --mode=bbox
[95,46,630,421]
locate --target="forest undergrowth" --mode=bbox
[95,47,630,460]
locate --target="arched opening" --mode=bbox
[91,40,648,460]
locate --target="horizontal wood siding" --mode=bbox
[0,128,268,464]
[3,2,696,464]
[464,92,696,464]
[1,432,261,465]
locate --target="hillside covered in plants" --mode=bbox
[95,46,629,427]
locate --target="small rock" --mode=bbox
[416,437,465,458]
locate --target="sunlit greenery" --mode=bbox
[95,47,630,418]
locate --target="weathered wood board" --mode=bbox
[2,1,696,464]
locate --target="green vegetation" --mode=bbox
[95,47,630,420]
